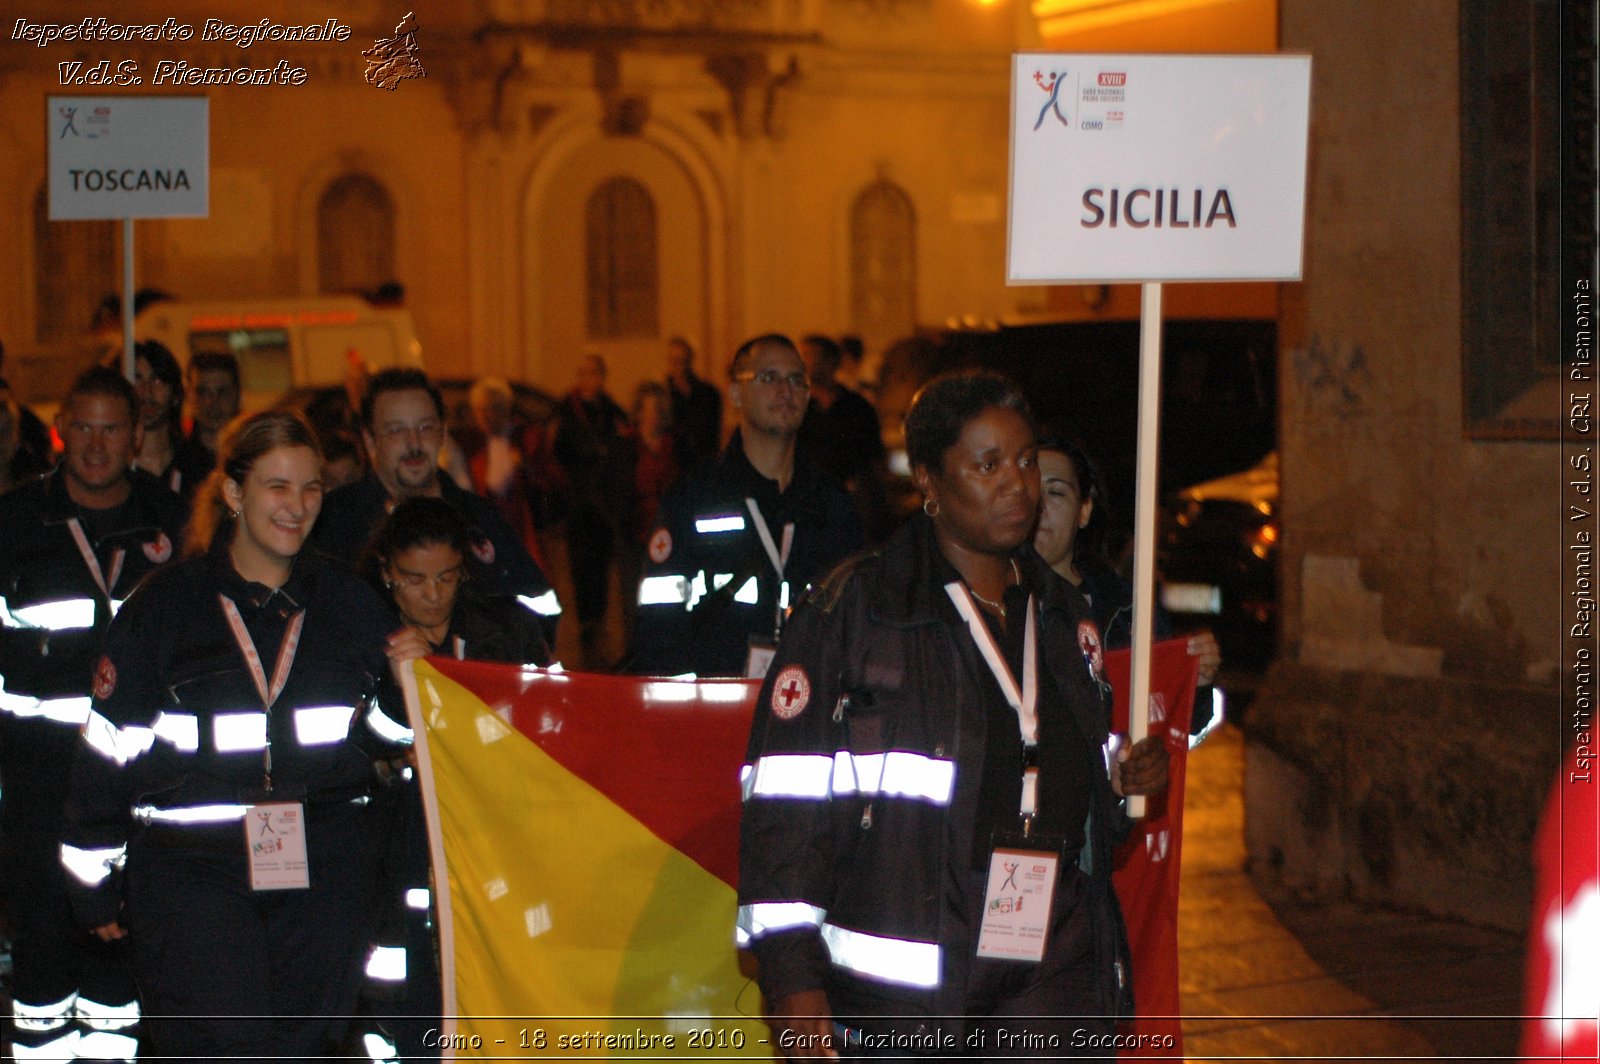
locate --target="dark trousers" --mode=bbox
[124,803,377,1064]
[357,780,442,1062]
[564,507,615,628]
[3,837,140,1063]
[963,866,1112,1060]
[838,867,1110,1061]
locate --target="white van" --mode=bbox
[135,296,423,409]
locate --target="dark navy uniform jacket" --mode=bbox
[0,468,188,844]
[628,429,863,677]
[59,532,404,928]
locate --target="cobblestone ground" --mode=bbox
[1178,724,1525,1063]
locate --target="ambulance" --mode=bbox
[134,295,423,409]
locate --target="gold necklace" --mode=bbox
[968,559,1021,617]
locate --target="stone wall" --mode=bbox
[1249,0,1564,930]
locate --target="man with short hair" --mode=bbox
[313,368,560,629]
[0,366,187,1063]
[629,334,863,678]
[664,337,723,468]
[178,351,241,483]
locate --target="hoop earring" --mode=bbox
[923,497,939,518]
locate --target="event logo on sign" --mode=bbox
[1031,69,1070,130]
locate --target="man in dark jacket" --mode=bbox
[629,335,862,678]
[0,367,187,1062]
[313,369,560,639]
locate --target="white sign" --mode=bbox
[48,96,209,219]
[1008,54,1310,283]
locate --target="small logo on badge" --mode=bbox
[93,656,117,700]
[471,537,496,565]
[143,531,173,564]
[648,527,672,564]
[771,665,811,720]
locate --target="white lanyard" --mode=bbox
[946,581,1040,817]
[743,497,794,578]
[219,595,305,711]
[453,635,466,660]
[66,519,125,603]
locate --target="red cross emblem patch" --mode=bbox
[1078,620,1104,682]
[93,656,117,700]
[648,527,672,564]
[142,531,172,564]
[771,665,811,721]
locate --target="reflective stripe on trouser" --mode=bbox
[10,1030,81,1061]
[4,845,140,1062]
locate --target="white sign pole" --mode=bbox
[122,218,135,380]
[1126,282,1164,820]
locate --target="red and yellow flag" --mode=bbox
[404,660,769,1057]
[402,642,1196,1059]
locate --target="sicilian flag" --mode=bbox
[401,660,768,1057]
[1106,639,1199,1058]
[400,645,1196,1058]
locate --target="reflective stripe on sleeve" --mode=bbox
[213,712,267,752]
[517,590,562,617]
[0,597,97,631]
[365,945,407,982]
[60,843,126,888]
[734,901,828,947]
[293,705,356,746]
[405,888,431,910]
[0,688,91,726]
[81,711,154,765]
[637,575,690,606]
[365,704,414,745]
[695,514,746,534]
[733,576,759,605]
[821,924,942,988]
[133,803,250,825]
[12,993,76,1032]
[152,711,199,752]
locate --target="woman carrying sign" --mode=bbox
[738,371,1168,1058]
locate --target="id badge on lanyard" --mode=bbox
[946,579,1057,962]
[977,834,1065,962]
[245,802,311,891]
[744,497,794,644]
[221,594,312,891]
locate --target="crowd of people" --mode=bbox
[0,329,1221,1061]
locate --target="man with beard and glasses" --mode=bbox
[312,369,561,640]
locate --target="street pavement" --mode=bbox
[1178,724,1526,1063]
